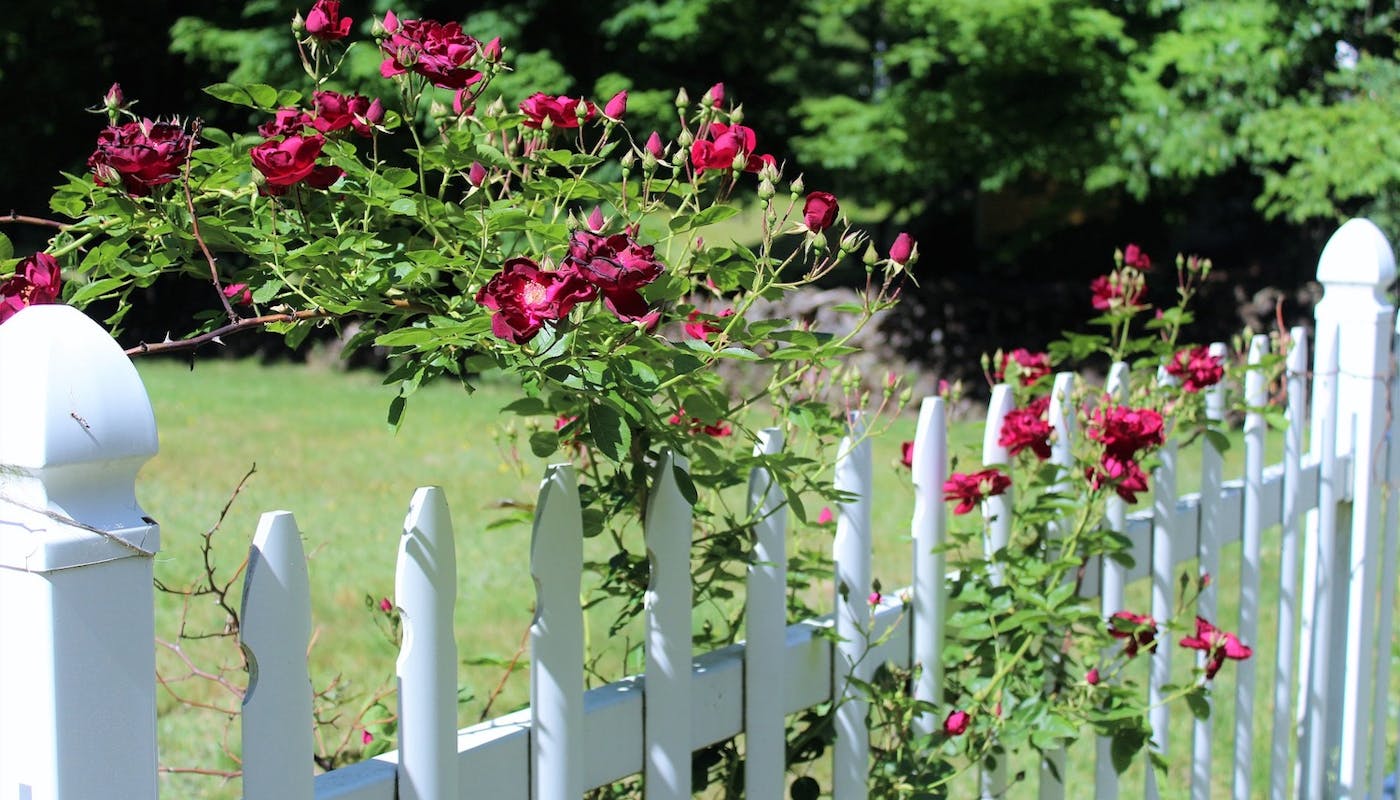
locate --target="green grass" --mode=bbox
[133,359,1385,799]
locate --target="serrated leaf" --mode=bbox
[1185,686,1211,720]
[589,403,631,462]
[204,82,279,110]
[669,203,741,233]
[529,430,560,458]
[67,276,127,306]
[0,233,12,261]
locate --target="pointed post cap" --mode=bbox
[0,305,159,570]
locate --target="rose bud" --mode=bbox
[223,283,253,306]
[604,91,627,120]
[944,709,970,736]
[483,36,502,62]
[802,191,839,233]
[707,82,725,106]
[468,161,487,187]
[889,232,916,266]
[645,131,664,159]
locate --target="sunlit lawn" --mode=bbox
[134,357,1378,799]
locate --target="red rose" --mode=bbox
[683,308,733,341]
[1086,668,1100,685]
[943,709,970,736]
[560,229,664,322]
[994,348,1051,386]
[305,0,352,41]
[603,91,627,120]
[1109,611,1157,657]
[1166,345,1225,393]
[379,11,484,90]
[259,107,314,138]
[475,257,592,344]
[668,409,732,437]
[222,283,253,306]
[88,118,191,196]
[1089,404,1164,461]
[645,131,665,159]
[0,253,62,324]
[250,134,327,192]
[942,469,1011,515]
[1123,243,1151,271]
[690,122,774,173]
[888,232,915,266]
[519,93,595,129]
[1179,616,1252,679]
[802,191,839,233]
[1090,274,1145,312]
[901,441,914,468]
[1087,453,1150,503]
[312,91,383,137]
[999,396,1053,460]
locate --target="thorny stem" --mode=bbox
[123,299,425,358]
[180,120,238,324]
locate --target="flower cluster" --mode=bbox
[994,348,1051,386]
[943,468,1011,515]
[378,11,485,90]
[1109,610,1157,657]
[1166,345,1225,393]
[304,0,352,41]
[1087,404,1165,502]
[999,395,1053,460]
[474,258,593,343]
[0,254,62,323]
[690,122,775,174]
[87,118,191,196]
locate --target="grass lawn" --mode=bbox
[132,357,1384,798]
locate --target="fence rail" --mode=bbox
[0,218,1396,799]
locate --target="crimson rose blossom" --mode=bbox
[1090,274,1145,312]
[379,11,484,90]
[88,118,191,196]
[995,348,1051,386]
[668,410,732,437]
[690,122,775,173]
[1088,453,1151,503]
[1166,345,1225,393]
[802,191,839,232]
[1123,243,1151,271]
[1089,405,1164,460]
[305,0,352,41]
[943,469,1011,515]
[0,253,62,323]
[259,107,313,138]
[311,91,383,137]
[520,93,595,129]
[1179,616,1252,679]
[1109,611,1157,657]
[999,396,1053,460]
[476,257,593,343]
[943,709,970,736]
[250,134,341,194]
[900,441,914,468]
[889,232,915,265]
[223,283,253,306]
[683,308,733,341]
[560,229,664,321]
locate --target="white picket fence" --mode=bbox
[0,218,1396,799]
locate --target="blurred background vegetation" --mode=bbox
[1,0,1396,378]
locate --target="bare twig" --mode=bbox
[180,119,238,324]
[479,624,532,721]
[123,299,424,358]
[1,211,70,230]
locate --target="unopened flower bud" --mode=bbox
[467,161,487,187]
[898,385,914,406]
[371,16,387,37]
[675,87,690,109]
[838,230,864,256]
[810,231,827,252]
[486,97,507,117]
[677,129,694,148]
[671,149,687,168]
[483,36,502,62]
[292,10,306,33]
[731,152,748,171]
[587,206,605,232]
[642,151,658,172]
[730,103,744,125]
[104,83,125,112]
[604,90,627,120]
[708,82,725,107]
[757,161,779,184]
[574,98,590,121]
[620,149,635,170]
[645,131,664,159]
[758,178,775,200]
[92,162,122,187]
[790,176,805,195]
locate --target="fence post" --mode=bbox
[1313,219,1396,798]
[832,412,873,800]
[0,305,161,799]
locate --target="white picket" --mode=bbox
[1189,343,1227,800]
[1268,327,1308,800]
[745,428,788,799]
[395,487,459,800]
[1039,371,1076,800]
[911,398,948,739]
[239,511,314,800]
[1095,361,1130,800]
[1299,330,1341,799]
[1370,313,1400,800]
[833,412,873,800]
[1147,367,1178,800]
[1226,336,1267,799]
[980,386,1014,800]
[643,450,693,800]
[531,464,585,800]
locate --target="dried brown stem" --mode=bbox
[478,624,532,721]
[1,211,70,230]
[124,299,424,358]
[179,119,238,324]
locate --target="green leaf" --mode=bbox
[1185,686,1211,720]
[389,198,418,216]
[1204,427,1231,454]
[0,233,12,261]
[529,430,560,458]
[67,276,127,306]
[204,82,280,110]
[589,403,631,462]
[672,463,699,505]
[668,204,741,233]
[387,394,408,430]
[1110,726,1148,774]
[501,397,549,416]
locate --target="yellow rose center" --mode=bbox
[522,280,547,307]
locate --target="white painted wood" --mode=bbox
[911,398,948,739]
[1040,371,1075,800]
[395,487,459,800]
[981,387,1014,800]
[1191,343,1227,800]
[643,450,693,800]
[240,511,314,799]
[0,304,160,800]
[833,412,873,800]
[1368,313,1400,800]
[1147,366,1178,800]
[745,428,787,799]
[1268,327,1307,800]
[1095,361,1129,800]
[1231,336,1268,800]
[1325,220,1396,799]
[1299,329,1341,799]
[530,464,585,800]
